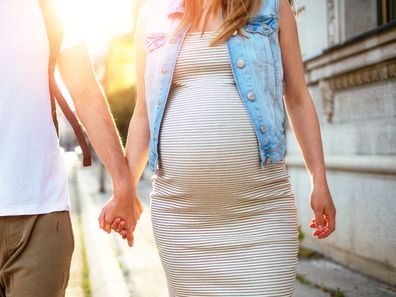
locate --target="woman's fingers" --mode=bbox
[324,208,336,234]
[313,209,325,232]
[126,228,134,247]
[313,209,336,239]
[318,211,335,239]
[111,218,122,230]
[309,218,316,228]
[310,216,330,237]
[115,220,126,233]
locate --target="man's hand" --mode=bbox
[98,187,143,247]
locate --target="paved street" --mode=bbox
[65,153,89,297]
[66,157,396,297]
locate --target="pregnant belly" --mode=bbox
[158,85,261,179]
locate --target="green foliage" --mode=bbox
[296,273,345,297]
[299,246,324,259]
[297,224,324,259]
[298,224,305,241]
[107,86,136,146]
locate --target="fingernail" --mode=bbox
[318,224,323,231]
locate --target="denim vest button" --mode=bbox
[237,59,245,69]
[262,22,269,29]
[247,92,256,101]
[260,125,267,133]
[265,157,272,165]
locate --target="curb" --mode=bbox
[73,166,130,297]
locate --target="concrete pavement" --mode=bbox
[65,153,87,297]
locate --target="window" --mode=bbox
[378,0,396,25]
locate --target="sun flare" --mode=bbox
[61,0,134,56]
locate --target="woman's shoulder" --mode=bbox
[141,0,174,34]
[142,0,171,18]
[258,0,280,17]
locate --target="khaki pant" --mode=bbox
[0,211,74,297]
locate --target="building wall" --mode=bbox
[294,0,328,58]
[287,0,396,286]
[343,0,378,39]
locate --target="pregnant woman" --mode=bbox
[121,0,336,295]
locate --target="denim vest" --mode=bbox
[143,0,286,173]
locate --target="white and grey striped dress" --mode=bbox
[150,30,299,297]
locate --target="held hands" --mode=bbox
[98,183,143,247]
[309,182,336,239]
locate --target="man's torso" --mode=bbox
[0,0,69,216]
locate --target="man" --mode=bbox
[0,1,139,296]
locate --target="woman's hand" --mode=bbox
[309,183,336,239]
[98,188,143,247]
[116,196,144,241]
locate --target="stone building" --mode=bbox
[286,0,396,286]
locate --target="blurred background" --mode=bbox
[59,0,396,297]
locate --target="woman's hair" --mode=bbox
[175,0,263,45]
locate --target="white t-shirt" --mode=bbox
[0,0,83,215]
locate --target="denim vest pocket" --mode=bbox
[144,32,168,96]
[244,15,278,36]
[144,32,167,53]
[244,15,279,65]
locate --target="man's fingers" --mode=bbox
[138,200,144,212]
[98,209,105,229]
[103,214,113,233]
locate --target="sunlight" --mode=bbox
[61,0,134,56]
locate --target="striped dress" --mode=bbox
[150,30,299,297]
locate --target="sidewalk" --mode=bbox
[70,160,396,297]
[65,153,90,297]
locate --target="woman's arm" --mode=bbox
[96,9,149,246]
[278,0,336,239]
[124,9,151,187]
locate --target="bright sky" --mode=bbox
[62,0,134,57]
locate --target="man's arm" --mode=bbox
[57,45,138,245]
[58,45,127,184]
